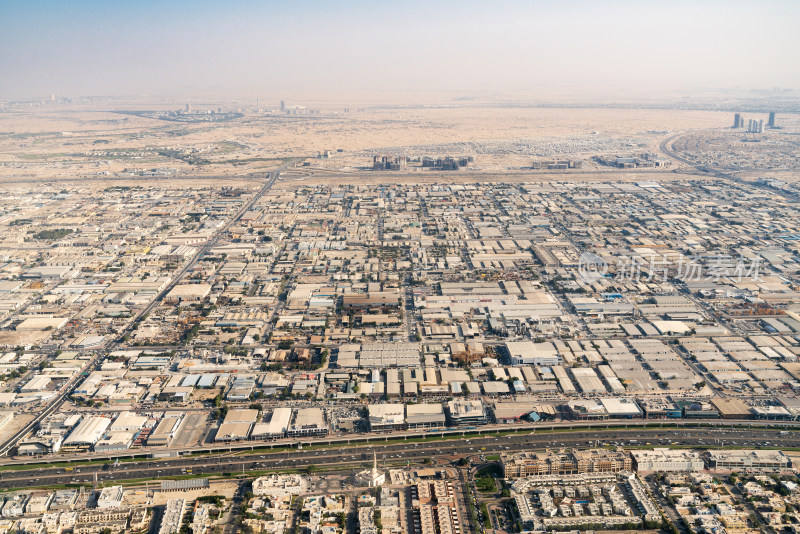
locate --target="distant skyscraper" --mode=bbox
[746,119,764,134]
[732,113,742,128]
[185,103,190,112]
[280,100,285,112]
[768,112,776,128]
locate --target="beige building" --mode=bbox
[501,448,632,479]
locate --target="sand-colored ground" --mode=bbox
[0,414,35,447]
[0,104,740,182]
[2,101,796,185]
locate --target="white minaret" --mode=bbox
[358,449,386,487]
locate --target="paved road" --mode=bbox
[147,504,164,534]
[120,170,282,339]
[0,168,291,458]
[645,474,688,534]
[2,417,797,467]
[1,426,798,490]
[0,350,105,456]
[658,132,800,201]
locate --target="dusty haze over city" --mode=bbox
[1,2,800,534]
[2,0,800,99]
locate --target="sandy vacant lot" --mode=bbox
[0,414,35,448]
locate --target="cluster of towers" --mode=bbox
[373,155,406,170]
[732,112,776,133]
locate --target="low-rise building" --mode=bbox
[406,404,446,430]
[252,475,308,497]
[631,449,705,472]
[708,450,791,472]
[368,404,406,432]
[62,416,112,452]
[97,486,124,509]
[159,499,186,534]
[502,448,632,479]
[446,399,487,427]
[287,407,328,438]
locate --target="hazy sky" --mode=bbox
[1,0,798,101]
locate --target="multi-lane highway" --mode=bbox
[2,418,796,467]
[1,423,799,490]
